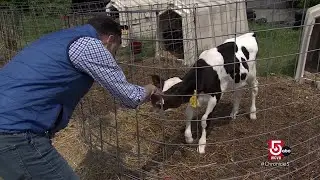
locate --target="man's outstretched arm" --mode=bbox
[68,36,153,109]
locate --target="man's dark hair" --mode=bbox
[87,14,121,37]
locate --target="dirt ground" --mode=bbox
[53,58,320,180]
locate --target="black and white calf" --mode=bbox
[150,32,259,154]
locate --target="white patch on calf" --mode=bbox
[162,77,182,92]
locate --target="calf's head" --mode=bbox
[150,75,185,112]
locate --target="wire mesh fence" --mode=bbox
[1,0,320,179]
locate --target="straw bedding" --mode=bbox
[54,59,320,179]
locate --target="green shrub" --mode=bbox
[294,0,320,8]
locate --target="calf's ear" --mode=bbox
[150,93,162,106]
[151,74,165,89]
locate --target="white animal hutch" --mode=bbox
[106,0,249,66]
[295,4,320,89]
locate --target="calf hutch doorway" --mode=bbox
[295,4,320,85]
[159,10,184,59]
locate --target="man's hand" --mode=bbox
[142,84,163,103]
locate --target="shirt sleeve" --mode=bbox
[68,36,146,109]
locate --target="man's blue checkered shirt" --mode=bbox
[68,37,146,109]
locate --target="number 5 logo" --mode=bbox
[268,140,284,156]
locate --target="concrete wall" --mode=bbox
[246,0,293,9]
[254,8,296,23]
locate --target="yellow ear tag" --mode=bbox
[189,90,198,108]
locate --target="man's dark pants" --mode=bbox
[0,131,79,180]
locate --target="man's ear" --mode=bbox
[101,34,116,45]
[151,75,164,89]
[106,34,115,43]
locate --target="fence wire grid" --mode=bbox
[1,0,320,179]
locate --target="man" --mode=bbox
[0,14,160,179]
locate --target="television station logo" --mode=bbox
[267,140,291,161]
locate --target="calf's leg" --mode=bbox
[248,78,258,120]
[184,104,194,144]
[198,96,217,154]
[230,88,243,119]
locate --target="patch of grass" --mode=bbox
[249,22,302,77]
[19,14,71,46]
[1,1,71,48]
[117,39,156,61]
[137,39,156,58]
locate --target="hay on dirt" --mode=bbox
[54,58,320,179]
